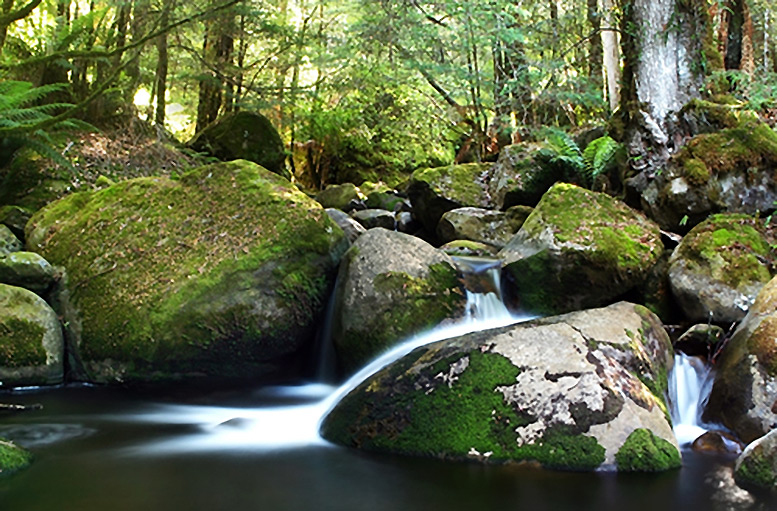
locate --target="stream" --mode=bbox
[1,262,776,510]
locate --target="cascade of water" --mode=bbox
[119,259,529,455]
[668,352,715,446]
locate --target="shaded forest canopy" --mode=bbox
[1,0,776,191]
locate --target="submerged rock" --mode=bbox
[668,214,775,323]
[705,276,777,442]
[331,228,466,373]
[407,163,491,234]
[734,429,777,491]
[25,160,347,384]
[322,302,679,472]
[499,183,663,315]
[0,283,64,386]
[188,112,289,179]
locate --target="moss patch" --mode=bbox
[736,448,776,489]
[0,439,32,476]
[615,428,681,472]
[0,317,47,367]
[748,316,777,377]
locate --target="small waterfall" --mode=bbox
[123,258,528,454]
[668,352,715,446]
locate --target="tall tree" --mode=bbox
[600,0,620,112]
[195,2,235,132]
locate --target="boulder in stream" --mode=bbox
[331,228,466,373]
[25,160,348,384]
[322,301,679,472]
[734,428,777,492]
[0,438,32,476]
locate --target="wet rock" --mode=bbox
[331,228,466,373]
[0,438,32,476]
[692,431,744,455]
[351,209,395,230]
[0,225,21,255]
[705,276,777,442]
[25,160,347,384]
[437,206,529,249]
[395,211,420,234]
[322,301,679,472]
[439,240,499,258]
[675,324,725,358]
[734,429,777,491]
[315,183,361,211]
[668,214,775,323]
[326,208,366,244]
[499,183,663,315]
[407,163,491,234]
[0,252,58,294]
[0,283,64,386]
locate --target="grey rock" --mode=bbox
[0,252,58,294]
[734,429,777,491]
[0,225,22,255]
[351,209,395,230]
[326,208,366,244]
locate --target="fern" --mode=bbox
[582,136,620,184]
[538,127,585,175]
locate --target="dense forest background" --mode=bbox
[1,0,776,190]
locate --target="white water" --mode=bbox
[117,263,528,455]
[668,353,715,446]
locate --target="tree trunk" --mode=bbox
[587,0,603,92]
[154,3,170,128]
[195,6,235,133]
[715,0,755,74]
[601,0,620,112]
[620,0,721,176]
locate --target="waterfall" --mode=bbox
[120,259,528,454]
[668,352,715,446]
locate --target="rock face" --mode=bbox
[325,208,366,244]
[734,429,777,491]
[189,112,289,179]
[315,183,361,211]
[406,163,491,234]
[0,438,32,476]
[25,160,347,384]
[331,228,466,373]
[0,283,64,386]
[437,206,530,249]
[0,225,21,255]
[322,302,679,472]
[499,183,663,315]
[639,107,777,232]
[486,143,564,209]
[705,276,777,442]
[668,214,775,323]
[351,209,395,230]
[0,252,58,294]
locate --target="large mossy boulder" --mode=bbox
[406,163,491,234]
[437,206,530,249]
[734,429,777,492]
[189,112,289,180]
[0,438,32,476]
[0,283,64,386]
[486,143,566,209]
[499,183,663,315]
[639,104,777,232]
[704,276,777,442]
[668,214,775,323]
[25,160,348,384]
[322,302,679,472]
[331,228,466,373]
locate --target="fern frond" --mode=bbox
[539,128,585,174]
[582,136,620,182]
[24,131,76,174]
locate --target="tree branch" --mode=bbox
[0,0,43,26]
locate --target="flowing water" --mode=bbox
[668,353,716,446]
[1,262,776,510]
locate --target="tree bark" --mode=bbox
[601,0,620,112]
[195,5,235,133]
[154,3,170,127]
[715,0,755,74]
[587,0,603,92]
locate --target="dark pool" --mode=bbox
[0,383,774,511]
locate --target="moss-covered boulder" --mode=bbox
[437,206,530,249]
[25,160,347,384]
[189,112,289,180]
[331,228,466,373]
[0,438,32,476]
[668,214,775,323]
[406,163,491,234]
[498,183,663,316]
[0,225,21,255]
[315,183,361,211]
[640,105,777,232]
[0,252,58,294]
[704,276,777,442]
[486,143,567,209]
[321,301,679,472]
[0,283,64,386]
[734,429,777,491]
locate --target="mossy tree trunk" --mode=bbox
[195,3,235,133]
[714,0,756,74]
[619,0,722,178]
[587,0,603,93]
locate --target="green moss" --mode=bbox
[411,163,490,206]
[679,214,773,289]
[615,428,681,472]
[736,449,776,489]
[323,349,606,470]
[0,317,47,367]
[747,316,777,377]
[0,439,32,476]
[682,158,710,185]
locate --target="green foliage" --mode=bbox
[583,135,620,183]
[615,428,681,472]
[537,128,621,188]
